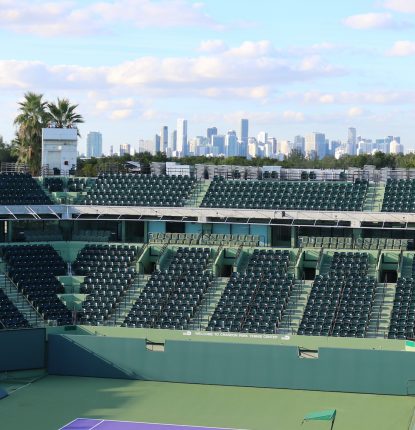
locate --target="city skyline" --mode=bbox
[0,1,414,154]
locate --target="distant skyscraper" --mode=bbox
[109,145,114,156]
[119,143,131,156]
[207,127,218,142]
[86,131,102,158]
[154,134,161,153]
[211,135,225,155]
[176,118,188,156]
[305,132,326,159]
[257,131,268,144]
[347,127,357,155]
[225,130,239,157]
[160,126,168,152]
[240,119,249,157]
[293,135,305,154]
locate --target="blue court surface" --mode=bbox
[60,419,243,430]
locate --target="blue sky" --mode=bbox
[0,0,415,153]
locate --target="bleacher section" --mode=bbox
[0,289,30,329]
[0,245,72,325]
[123,247,213,330]
[201,177,368,210]
[299,236,413,250]
[78,174,197,206]
[68,177,91,192]
[73,244,140,325]
[207,249,294,333]
[298,252,376,338]
[382,179,415,212]
[0,173,52,205]
[389,255,415,340]
[43,177,64,192]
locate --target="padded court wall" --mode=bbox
[0,328,45,371]
[48,333,415,396]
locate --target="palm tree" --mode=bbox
[47,98,84,134]
[13,92,50,174]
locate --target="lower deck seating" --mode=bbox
[0,245,71,325]
[207,249,294,333]
[123,247,213,330]
[298,252,376,338]
[74,244,140,325]
[0,289,30,329]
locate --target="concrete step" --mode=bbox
[184,181,210,207]
[278,281,312,335]
[366,283,396,338]
[189,276,229,331]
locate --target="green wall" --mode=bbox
[48,333,415,396]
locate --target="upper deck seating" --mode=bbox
[201,177,368,211]
[0,173,52,205]
[78,174,196,207]
[382,179,415,212]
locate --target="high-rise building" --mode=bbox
[257,131,268,144]
[347,127,357,155]
[225,130,239,157]
[176,118,188,156]
[211,135,225,155]
[109,145,114,156]
[86,131,102,158]
[207,127,218,142]
[160,126,168,153]
[154,134,161,153]
[293,135,305,154]
[169,130,177,155]
[305,132,326,159]
[240,119,248,157]
[119,143,131,156]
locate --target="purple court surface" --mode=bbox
[60,418,243,430]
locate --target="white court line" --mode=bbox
[58,418,81,430]
[89,420,105,430]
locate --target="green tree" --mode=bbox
[13,92,49,173]
[47,98,84,134]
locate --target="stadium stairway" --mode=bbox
[363,184,385,212]
[0,273,44,327]
[189,276,229,331]
[278,280,313,334]
[365,282,396,338]
[111,274,150,326]
[184,180,211,207]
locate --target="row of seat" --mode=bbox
[299,236,414,250]
[207,249,294,333]
[382,179,415,212]
[148,233,260,247]
[0,244,72,325]
[298,251,377,338]
[201,177,368,211]
[0,289,30,329]
[123,247,213,330]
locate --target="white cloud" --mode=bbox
[384,0,415,13]
[343,12,408,29]
[110,109,133,120]
[387,40,415,56]
[198,39,228,53]
[282,111,305,122]
[348,106,364,117]
[0,41,344,98]
[0,0,220,36]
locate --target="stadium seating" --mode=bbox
[0,289,30,329]
[43,177,64,192]
[299,236,413,250]
[74,244,140,325]
[0,245,71,325]
[68,177,91,192]
[148,233,260,247]
[207,249,294,333]
[0,173,52,205]
[298,252,376,338]
[201,177,368,211]
[78,173,197,206]
[382,179,415,212]
[123,247,213,330]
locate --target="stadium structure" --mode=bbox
[2,161,415,429]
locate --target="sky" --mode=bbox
[0,0,415,154]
